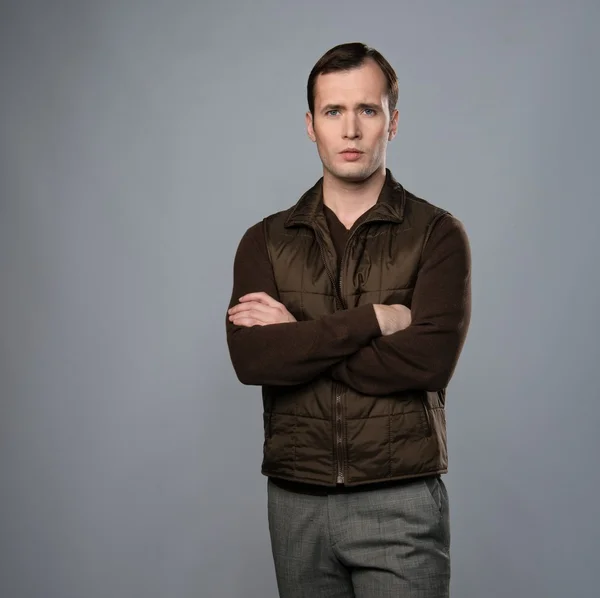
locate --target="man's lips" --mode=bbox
[340,149,364,161]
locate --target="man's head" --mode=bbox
[306,42,399,183]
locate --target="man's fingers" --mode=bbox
[238,292,280,307]
[229,309,266,322]
[228,295,295,326]
[230,316,264,328]
[229,307,272,325]
[228,301,276,316]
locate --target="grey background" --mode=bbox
[1,1,599,597]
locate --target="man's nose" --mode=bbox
[343,114,361,139]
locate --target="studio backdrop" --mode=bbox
[1,1,599,597]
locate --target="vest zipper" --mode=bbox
[335,392,344,484]
[315,231,345,483]
[316,221,371,486]
[333,221,375,484]
[334,231,355,485]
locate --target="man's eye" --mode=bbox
[364,108,376,116]
[326,110,340,116]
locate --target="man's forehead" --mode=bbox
[314,88,387,109]
[313,64,388,107]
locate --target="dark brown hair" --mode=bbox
[307,42,399,115]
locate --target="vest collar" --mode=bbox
[284,169,406,229]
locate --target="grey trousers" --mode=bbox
[267,476,450,598]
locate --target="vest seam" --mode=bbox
[388,412,392,478]
[345,287,414,296]
[271,411,433,420]
[367,227,410,239]
[278,287,413,295]
[331,411,335,485]
[299,258,306,320]
[419,211,449,268]
[344,403,349,483]
[279,231,314,238]
[293,403,298,476]
[278,290,339,297]
[378,231,384,305]
[262,218,282,299]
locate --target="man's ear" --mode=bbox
[388,108,399,141]
[306,111,316,142]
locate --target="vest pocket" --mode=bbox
[420,393,432,437]
[262,389,274,439]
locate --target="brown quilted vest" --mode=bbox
[262,170,449,487]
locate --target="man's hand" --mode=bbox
[228,292,297,327]
[373,304,412,336]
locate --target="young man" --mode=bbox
[226,42,471,598]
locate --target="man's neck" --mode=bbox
[322,167,387,230]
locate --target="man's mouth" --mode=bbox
[340,149,364,161]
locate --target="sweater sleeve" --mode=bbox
[330,214,472,395]
[225,222,381,386]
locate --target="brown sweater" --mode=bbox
[226,204,470,395]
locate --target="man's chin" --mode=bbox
[327,164,375,183]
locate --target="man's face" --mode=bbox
[306,59,398,183]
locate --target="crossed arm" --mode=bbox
[225,215,471,393]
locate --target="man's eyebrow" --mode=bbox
[321,104,344,112]
[357,102,382,111]
[321,102,382,113]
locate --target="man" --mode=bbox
[226,42,471,598]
